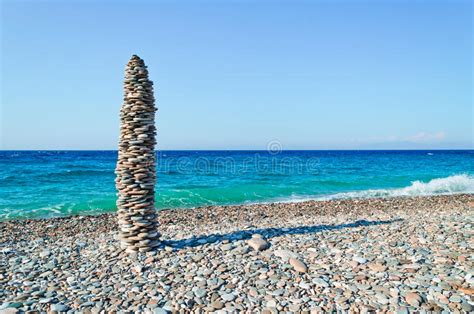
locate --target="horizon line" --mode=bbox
[1,148,473,152]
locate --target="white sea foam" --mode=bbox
[319,174,474,200]
[240,174,474,207]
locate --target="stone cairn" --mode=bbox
[115,55,160,253]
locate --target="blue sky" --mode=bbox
[1,0,472,150]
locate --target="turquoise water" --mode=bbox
[0,150,472,220]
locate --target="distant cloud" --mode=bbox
[406,131,446,143]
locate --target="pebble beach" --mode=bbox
[1,194,473,313]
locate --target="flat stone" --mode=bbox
[289,258,308,273]
[221,293,236,302]
[39,250,51,257]
[248,238,270,251]
[1,303,21,309]
[51,303,69,312]
[461,302,473,312]
[220,243,233,251]
[368,263,387,272]
[405,292,422,306]
[194,288,206,298]
[458,287,474,296]
[0,309,19,314]
[312,278,329,287]
[211,300,224,309]
[289,304,301,312]
[352,256,367,264]
[274,249,298,262]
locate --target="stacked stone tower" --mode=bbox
[115,55,160,253]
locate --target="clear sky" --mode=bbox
[1,0,472,150]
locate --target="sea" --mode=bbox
[0,150,472,221]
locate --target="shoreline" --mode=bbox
[1,194,473,312]
[2,190,473,223]
[1,192,472,228]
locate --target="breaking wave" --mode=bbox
[320,174,474,200]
